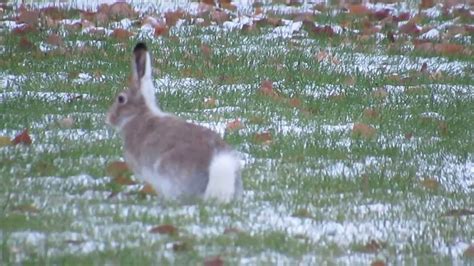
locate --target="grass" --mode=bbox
[1,1,473,265]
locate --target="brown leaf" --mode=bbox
[203,97,217,108]
[371,260,386,266]
[154,24,169,36]
[259,80,280,99]
[41,6,65,20]
[0,136,12,147]
[200,44,212,57]
[433,43,465,55]
[363,108,379,119]
[11,204,39,213]
[12,24,37,35]
[12,128,32,145]
[464,245,474,257]
[46,33,64,46]
[204,256,224,266]
[106,161,129,178]
[108,2,135,19]
[210,9,229,24]
[113,175,136,186]
[363,240,383,253]
[139,183,157,196]
[373,87,388,99]
[172,241,191,252]
[419,0,435,9]
[223,227,243,234]
[348,4,371,15]
[373,9,391,20]
[288,97,301,108]
[150,224,178,235]
[226,119,244,132]
[404,132,413,140]
[254,132,273,144]
[111,28,133,42]
[438,121,448,136]
[421,177,440,190]
[165,9,185,27]
[394,12,410,22]
[352,123,376,138]
[442,209,474,217]
[400,22,420,35]
[17,9,40,25]
[222,2,237,11]
[19,36,36,50]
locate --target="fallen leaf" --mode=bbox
[154,24,169,36]
[58,117,74,128]
[204,256,224,266]
[203,97,217,108]
[46,33,64,46]
[352,123,376,138]
[108,2,135,19]
[165,9,185,27]
[150,224,178,235]
[442,209,474,217]
[17,9,40,25]
[172,241,191,252]
[373,87,388,99]
[363,108,379,119]
[12,129,32,145]
[404,132,413,140]
[464,245,474,257]
[348,4,371,15]
[223,227,242,234]
[254,132,272,144]
[363,240,383,253]
[400,22,420,35]
[41,6,65,20]
[0,136,12,147]
[226,119,244,132]
[12,24,37,35]
[394,12,410,22]
[106,161,129,178]
[421,177,440,190]
[371,260,386,266]
[419,0,435,9]
[11,204,39,213]
[113,175,136,186]
[200,43,212,57]
[111,28,133,42]
[373,9,391,20]
[259,80,280,99]
[438,121,448,136]
[433,43,465,55]
[19,36,36,50]
[210,9,229,24]
[139,183,157,196]
[288,97,301,108]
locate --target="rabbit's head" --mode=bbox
[106,43,162,129]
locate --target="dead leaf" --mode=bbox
[203,97,217,108]
[226,119,244,132]
[363,108,379,119]
[400,22,420,35]
[371,260,386,266]
[165,9,185,27]
[19,36,36,50]
[154,24,169,36]
[200,44,212,57]
[111,28,133,42]
[421,177,440,190]
[0,136,12,147]
[259,80,280,99]
[17,9,40,25]
[210,9,229,24]
[373,9,391,20]
[394,12,410,22]
[254,132,272,144]
[352,123,376,138]
[419,0,435,9]
[433,43,465,55]
[442,209,474,217]
[288,97,301,108]
[172,241,191,252]
[41,6,65,20]
[108,2,135,19]
[204,256,224,266]
[404,132,413,140]
[348,4,371,15]
[12,129,32,145]
[46,33,64,46]
[113,175,136,186]
[223,227,242,234]
[464,245,474,257]
[106,161,129,178]
[373,87,388,99]
[139,183,157,196]
[58,117,74,128]
[11,204,39,213]
[150,224,178,235]
[12,24,37,35]
[363,240,383,253]
[438,121,448,136]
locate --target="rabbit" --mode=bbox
[106,42,243,203]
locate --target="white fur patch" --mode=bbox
[204,152,240,203]
[140,52,167,117]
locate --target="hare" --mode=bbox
[106,42,243,203]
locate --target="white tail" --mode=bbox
[204,152,240,203]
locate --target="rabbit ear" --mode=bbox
[132,42,151,81]
[131,42,164,116]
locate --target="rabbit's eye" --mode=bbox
[117,94,127,104]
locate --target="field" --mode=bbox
[0,0,473,265]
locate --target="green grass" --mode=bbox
[1,1,473,265]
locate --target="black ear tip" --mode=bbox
[134,42,147,53]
